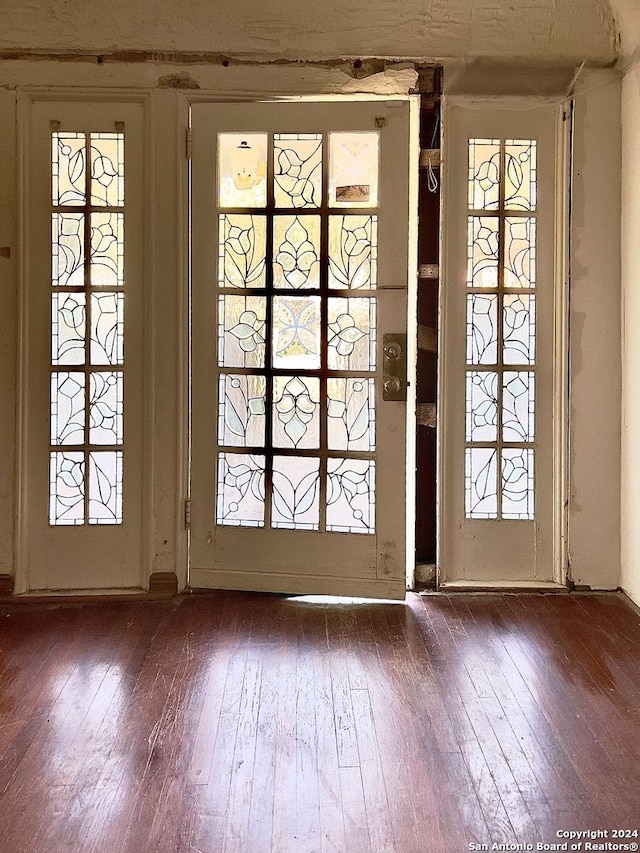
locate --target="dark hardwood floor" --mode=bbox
[0,591,639,852]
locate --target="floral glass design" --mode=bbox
[50,132,126,526]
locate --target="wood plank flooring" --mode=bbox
[0,591,639,852]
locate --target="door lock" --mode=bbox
[382,333,407,401]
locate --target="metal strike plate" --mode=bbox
[382,333,407,401]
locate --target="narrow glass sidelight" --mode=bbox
[49,132,125,525]
[465,138,537,520]
[215,130,380,533]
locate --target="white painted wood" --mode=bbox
[190,99,414,598]
[439,98,568,584]
[17,97,149,592]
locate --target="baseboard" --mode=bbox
[0,574,14,595]
[148,572,179,596]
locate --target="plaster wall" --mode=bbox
[0,0,617,65]
[569,70,622,590]
[620,64,640,608]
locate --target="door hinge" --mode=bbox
[185,127,192,160]
[184,498,191,529]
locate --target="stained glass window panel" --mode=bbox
[216,453,265,527]
[52,133,86,207]
[273,216,320,289]
[502,448,534,519]
[90,134,124,207]
[218,374,266,447]
[503,294,536,365]
[329,133,379,208]
[466,372,498,442]
[51,293,86,365]
[328,215,377,290]
[50,372,85,446]
[467,217,499,288]
[218,215,266,289]
[327,297,376,371]
[52,213,84,287]
[89,372,124,445]
[90,293,124,365]
[218,295,266,369]
[502,372,535,442]
[504,140,537,211]
[465,447,498,519]
[88,451,123,524]
[272,296,321,370]
[90,213,124,287]
[326,458,375,534]
[274,134,322,209]
[272,376,320,449]
[271,456,320,530]
[468,139,500,210]
[504,218,536,288]
[327,377,375,452]
[49,452,85,525]
[466,294,498,365]
[218,134,267,209]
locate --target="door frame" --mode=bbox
[185,93,420,595]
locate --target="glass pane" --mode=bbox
[52,293,86,365]
[505,140,537,211]
[51,372,85,446]
[329,133,379,208]
[218,374,266,447]
[49,451,85,525]
[218,134,267,208]
[272,456,320,530]
[466,294,497,365]
[272,376,320,449]
[327,297,376,371]
[327,378,375,451]
[217,453,265,527]
[468,139,500,210]
[467,216,499,288]
[88,451,123,524]
[52,213,84,287]
[89,372,124,445]
[218,214,266,289]
[504,218,536,288]
[328,215,377,290]
[272,296,321,370]
[465,447,498,519]
[90,134,124,207]
[466,371,498,442]
[218,295,266,368]
[90,213,124,287]
[52,133,86,206]
[327,458,375,534]
[274,134,322,208]
[90,293,124,365]
[273,216,320,289]
[503,294,536,365]
[502,448,534,519]
[503,371,535,442]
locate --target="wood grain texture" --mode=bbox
[0,591,639,852]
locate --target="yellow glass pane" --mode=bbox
[218,133,267,208]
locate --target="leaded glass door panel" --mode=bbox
[440,100,567,584]
[190,101,413,598]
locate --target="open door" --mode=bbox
[190,99,415,598]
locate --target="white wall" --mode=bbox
[569,70,622,590]
[0,0,617,64]
[621,63,640,607]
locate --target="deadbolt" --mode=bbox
[382,333,407,401]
